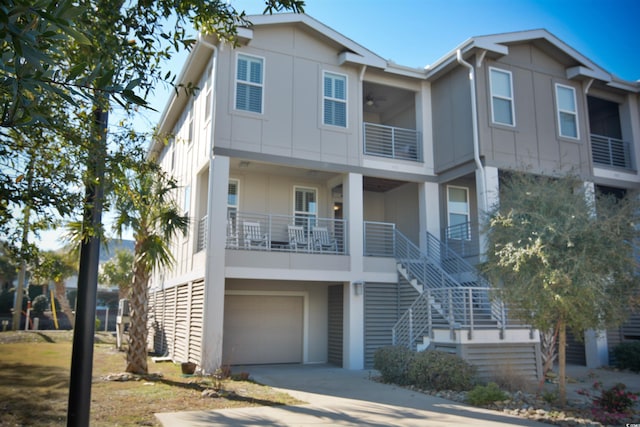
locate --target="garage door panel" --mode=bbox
[223,295,303,365]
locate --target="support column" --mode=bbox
[477,166,499,261]
[343,172,364,369]
[200,155,230,373]
[419,181,440,251]
[582,181,609,367]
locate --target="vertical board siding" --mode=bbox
[327,284,343,366]
[364,282,399,368]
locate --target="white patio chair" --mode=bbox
[288,225,310,252]
[226,220,239,248]
[312,226,338,253]
[243,221,268,249]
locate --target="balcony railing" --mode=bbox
[364,122,422,162]
[197,212,347,254]
[591,134,634,170]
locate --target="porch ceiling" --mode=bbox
[363,176,405,192]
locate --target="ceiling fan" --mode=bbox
[365,93,386,107]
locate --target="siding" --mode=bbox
[327,284,343,366]
[364,282,399,368]
[148,281,205,366]
[460,342,542,381]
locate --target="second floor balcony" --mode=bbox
[198,212,347,254]
[364,123,422,162]
[591,134,634,170]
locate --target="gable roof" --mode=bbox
[427,29,638,92]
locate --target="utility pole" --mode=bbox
[67,107,107,426]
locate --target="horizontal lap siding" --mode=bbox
[173,284,189,363]
[188,281,205,364]
[461,343,541,381]
[149,281,205,366]
[364,282,399,369]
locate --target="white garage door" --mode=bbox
[223,294,303,365]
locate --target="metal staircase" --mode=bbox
[392,229,508,349]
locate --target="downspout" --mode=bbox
[197,33,219,373]
[456,49,488,212]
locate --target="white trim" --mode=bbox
[555,83,580,140]
[293,185,318,219]
[225,290,310,363]
[489,67,515,127]
[322,70,348,128]
[234,52,265,114]
[227,178,239,213]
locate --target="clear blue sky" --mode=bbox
[234,0,639,81]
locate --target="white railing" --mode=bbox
[591,134,634,170]
[363,122,422,162]
[226,212,347,254]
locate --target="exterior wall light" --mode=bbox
[352,280,364,295]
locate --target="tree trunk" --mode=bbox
[558,319,567,407]
[539,327,558,390]
[54,280,75,328]
[126,263,150,374]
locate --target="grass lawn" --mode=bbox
[0,331,302,426]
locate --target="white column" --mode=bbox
[419,181,440,251]
[200,155,230,373]
[477,166,499,261]
[582,180,609,367]
[343,172,364,369]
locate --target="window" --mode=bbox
[447,186,470,240]
[489,68,515,126]
[187,107,193,143]
[555,84,579,139]
[323,72,347,127]
[227,179,239,220]
[294,187,317,229]
[183,185,191,215]
[235,54,263,113]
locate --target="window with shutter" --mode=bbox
[227,179,239,220]
[294,187,317,229]
[235,54,263,114]
[323,72,347,127]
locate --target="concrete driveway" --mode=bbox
[155,364,549,426]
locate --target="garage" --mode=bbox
[222,294,304,365]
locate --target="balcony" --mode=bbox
[197,212,347,254]
[364,123,422,162]
[591,134,634,170]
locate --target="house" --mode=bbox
[147,13,639,376]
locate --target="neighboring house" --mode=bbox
[147,14,639,376]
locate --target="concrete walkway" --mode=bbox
[156,364,550,426]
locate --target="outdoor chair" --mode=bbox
[243,221,268,249]
[288,225,310,252]
[226,220,239,248]
[312,226,338,253]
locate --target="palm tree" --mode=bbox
[111,160,188,374]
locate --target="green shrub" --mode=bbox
[31,295,49,315]
[408,350,476,391]
[373,345,414,385]
[466,382,508,406]
[612,341,640,373]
